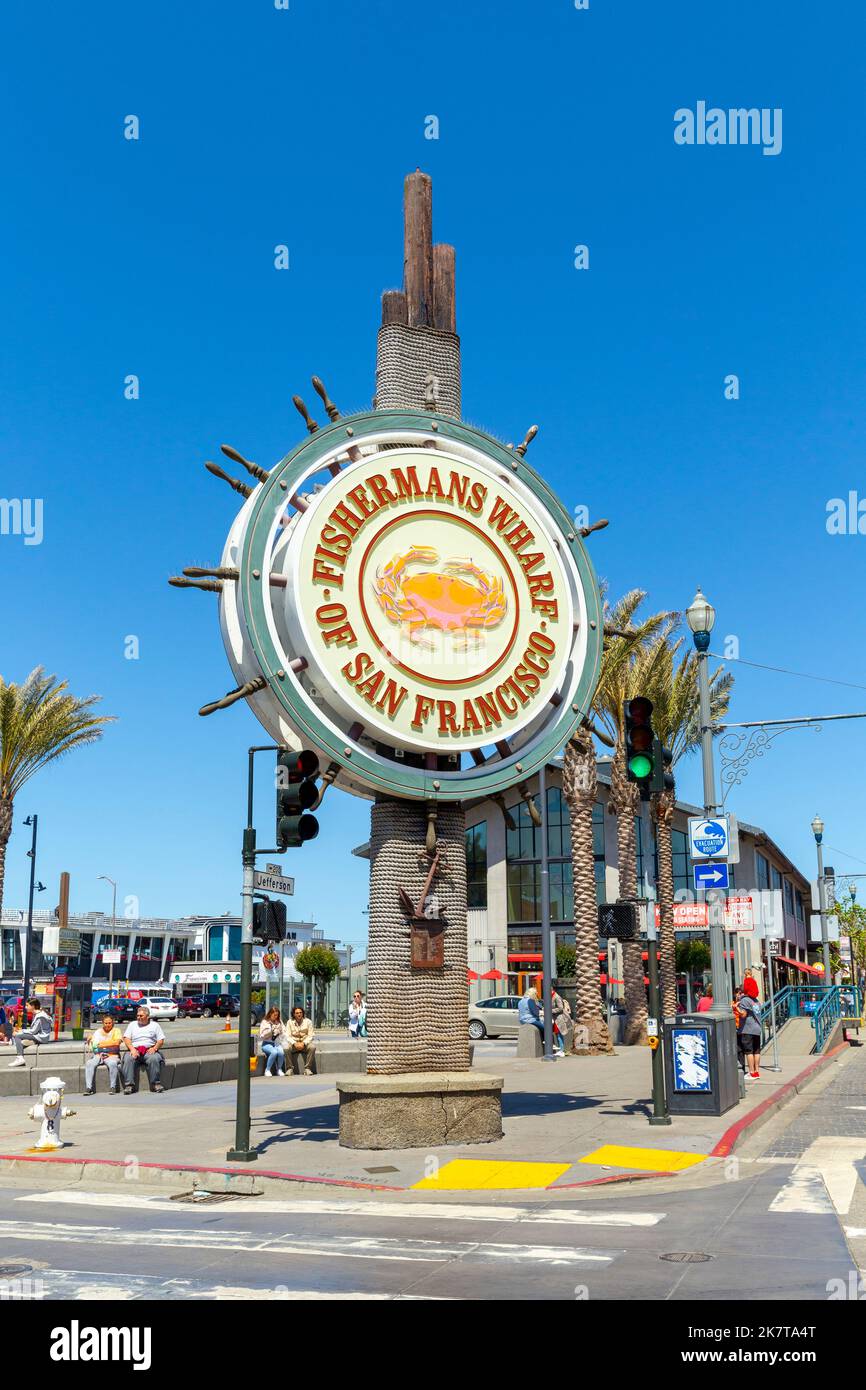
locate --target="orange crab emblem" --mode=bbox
[372,545,507,647]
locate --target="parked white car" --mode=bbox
[138,992,178,1022]
[468,994,523,1039]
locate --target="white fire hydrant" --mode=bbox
[28,1076,76,1150]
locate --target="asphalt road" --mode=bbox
[0,1155,858,1302]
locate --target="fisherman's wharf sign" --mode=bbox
[216,410,602,801]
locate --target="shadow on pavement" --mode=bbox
[500,1092,603,1118]
[253,1104,340,1148]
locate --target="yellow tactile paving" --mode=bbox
[578,1144,707,1173]
[413,1159,572,1190]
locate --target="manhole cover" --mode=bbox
[0,1262,33,1276]
[364,1165,399,1174]
[169,1191,250,1205]
[659,1251,714,1263]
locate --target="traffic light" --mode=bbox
[624,697,655,789]
[650,737,675,795]
[275,749,320,849]
[253,898,287,943]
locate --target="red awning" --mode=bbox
[467,969,480,981]
[776,956,824,977]
[480,969,506,980]
[507,953,542,962]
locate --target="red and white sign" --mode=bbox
[724,895,754,931]
[655,903,709,929]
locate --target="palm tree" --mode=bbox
[634,636,733,1015]
[593,593,674,1045]
[562,724,613,1053]
[0,669,113,918]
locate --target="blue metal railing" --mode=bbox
[759,984,862,1053]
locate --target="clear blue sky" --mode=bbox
[3,0,865,942]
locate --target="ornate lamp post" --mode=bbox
[685,588,730,1015]
[811,815,831,983]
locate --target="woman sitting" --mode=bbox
[259,1007,287,1077]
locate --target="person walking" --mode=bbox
[121,1005,166,1094]
[736,986,762,1080]
[7,998,52,1068]
[83,1013,124,1094]
[348,991,367,1039]
[259,1007,287,1076]
[550,986,568,1056]
[287,1005,316,1074]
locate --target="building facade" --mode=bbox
[461,757,815,1000]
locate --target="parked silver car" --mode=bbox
[468,994,523,1039]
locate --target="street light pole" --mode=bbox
[538,763,555,1061]
[97,875,117,993]
[686,588,730,1018]
[21,815,39,1009]
[811,816,832,984]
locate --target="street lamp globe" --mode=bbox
[811,814,824,842]
[686,587,715,653]
[849,881,857,902]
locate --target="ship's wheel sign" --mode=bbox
[176,405,603,802]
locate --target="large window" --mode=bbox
[465,822,488,909]
[672,828,692,897]
[756,853,770,892]
[784,880,795,918]
[505,787,605,940]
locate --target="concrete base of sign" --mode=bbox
[336,1073,503,1149]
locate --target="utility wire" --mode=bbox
[710,652,866,694]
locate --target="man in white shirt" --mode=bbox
[121,1006,166,1094]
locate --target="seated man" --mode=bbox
[121,1005,166,1094]
[7,997,52,1068]
[84,1013,124,1095]
[286,1006,316,1075]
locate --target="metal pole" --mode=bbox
[110,880,116,994]
[538,764,555,1060]
[21,815,38,1010]
[699,651,730,1018]
[765,948,781,1072]
[228,750,257,1163]
[816,839,832,983]
[646,914,670,1125]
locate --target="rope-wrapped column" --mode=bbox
[367,800,469,1073]
[366,170,469,1076]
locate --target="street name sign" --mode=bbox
[694,863,729,891]
[253,870,295,897]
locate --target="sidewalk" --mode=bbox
[0,1044,851,1195]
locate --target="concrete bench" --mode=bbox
[517,1024,544,1057]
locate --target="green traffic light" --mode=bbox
[628,753,653,780]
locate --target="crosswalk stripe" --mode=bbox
[16,1190,666,1228]
[6,1268,453,1301]
[0,1218,621,1266]
[769,1139,866,1217]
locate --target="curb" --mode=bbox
[710,1039,850,1158]
[0,1152,404,1193]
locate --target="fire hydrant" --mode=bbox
[28,1076,76,1150]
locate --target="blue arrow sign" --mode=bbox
[694,863,729,891]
